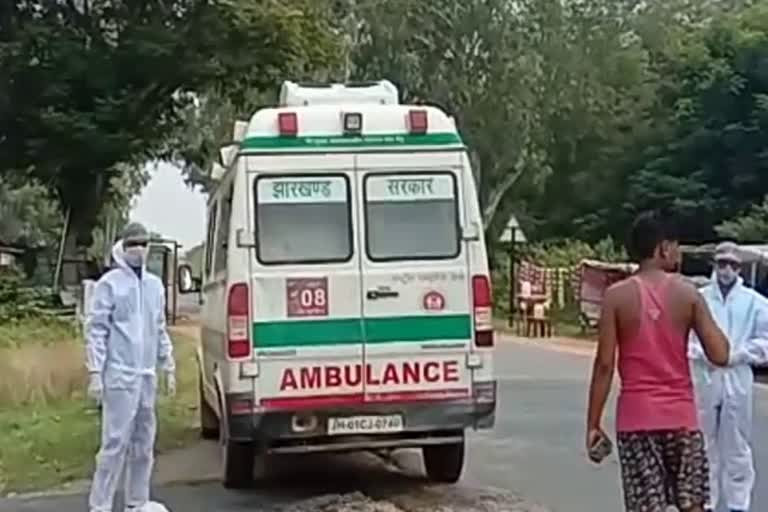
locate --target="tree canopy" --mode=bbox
[0,0,339,256]
[4,0,768,271]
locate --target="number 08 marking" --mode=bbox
[299,288,326,308]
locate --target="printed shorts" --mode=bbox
[617,430,709,512]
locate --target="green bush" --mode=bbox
[520,236,628,268]
[0,268,63,323]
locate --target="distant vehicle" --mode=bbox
[177,80,496,488]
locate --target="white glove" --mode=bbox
[87,373,103,405]
[728,347,751,367]
[165,372,176,398]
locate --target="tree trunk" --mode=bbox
[55,172,105,289]
[58,208,96,289]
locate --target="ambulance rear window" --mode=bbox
[364,173,460,261]
[255,175,352,264]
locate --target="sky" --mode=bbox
[129,162,207,250]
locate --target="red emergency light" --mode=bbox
[408,109,428,134]
[278,112,298,137]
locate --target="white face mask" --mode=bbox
[716,265,738,286]
[123,245,147,267]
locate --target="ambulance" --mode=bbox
[178,80,496,489]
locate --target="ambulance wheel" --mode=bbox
[221,438,255,489]
[423,439,465,483]
[199,377,219,440]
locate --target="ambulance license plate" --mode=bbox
[327,414,404,435]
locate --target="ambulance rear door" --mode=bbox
[247,154,365,410]
[355,152,473,407]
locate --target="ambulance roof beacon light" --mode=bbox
[278,112,298,137]
[408,109,428,135]
[343,112,363,135]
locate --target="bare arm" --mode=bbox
[586,287,618,430]
[691,291,729,367]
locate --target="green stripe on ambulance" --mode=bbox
[239,132,463,151]
[252,314,472,348]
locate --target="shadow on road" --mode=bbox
[2,451,437,512]
[238,451,429,501]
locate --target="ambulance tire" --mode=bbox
[423,439,465,483]
[222,438,255,489]
[199,377,220,440]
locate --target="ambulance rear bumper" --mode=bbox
[224,389,496,453]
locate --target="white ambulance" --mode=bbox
[178,80,496,489]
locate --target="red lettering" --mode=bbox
[344,364,362,386]
[424,362,441,383]
[300,367,321,389]
[365,363,381,385]
[402,362,420,385]
[325,366,342,387]
[280,369,298,391]
[443,361,459,382]
[382,363,401,385]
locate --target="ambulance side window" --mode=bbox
[204,201,218,278]
[214,185,233,274]
[364,172,460,261]
[254,175,352,264]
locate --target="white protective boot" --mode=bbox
[126,502,170,512]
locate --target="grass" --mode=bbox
[0,317,78,349]
[551,307,595,340]
[0,319,200,495]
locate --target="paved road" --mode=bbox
[462,338,768,512]
[2,452,543,511]
[4,337,767,511]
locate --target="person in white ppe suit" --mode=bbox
[689,241,768,512]
[85,222,175,512]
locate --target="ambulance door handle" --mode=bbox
[366,290,399,300]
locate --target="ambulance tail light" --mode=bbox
[227,283,251,359]
[408,109,428,134]
[472,275,494,347]
[278,112,298,137]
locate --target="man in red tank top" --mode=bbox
[586,210,731,512]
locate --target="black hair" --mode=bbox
[627,210,679,261]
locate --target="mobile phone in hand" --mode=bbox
[588,431,613,463]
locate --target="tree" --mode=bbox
[0,0,340,282]
[716,195,768,241]
[621,2,768,241]
[169,1,343,191]
[346,0,550,244]
[514,0,659,242]
[344,0,661,247]
[0,178,62,251]
[519,0,764,243]
[170,89,274,192]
